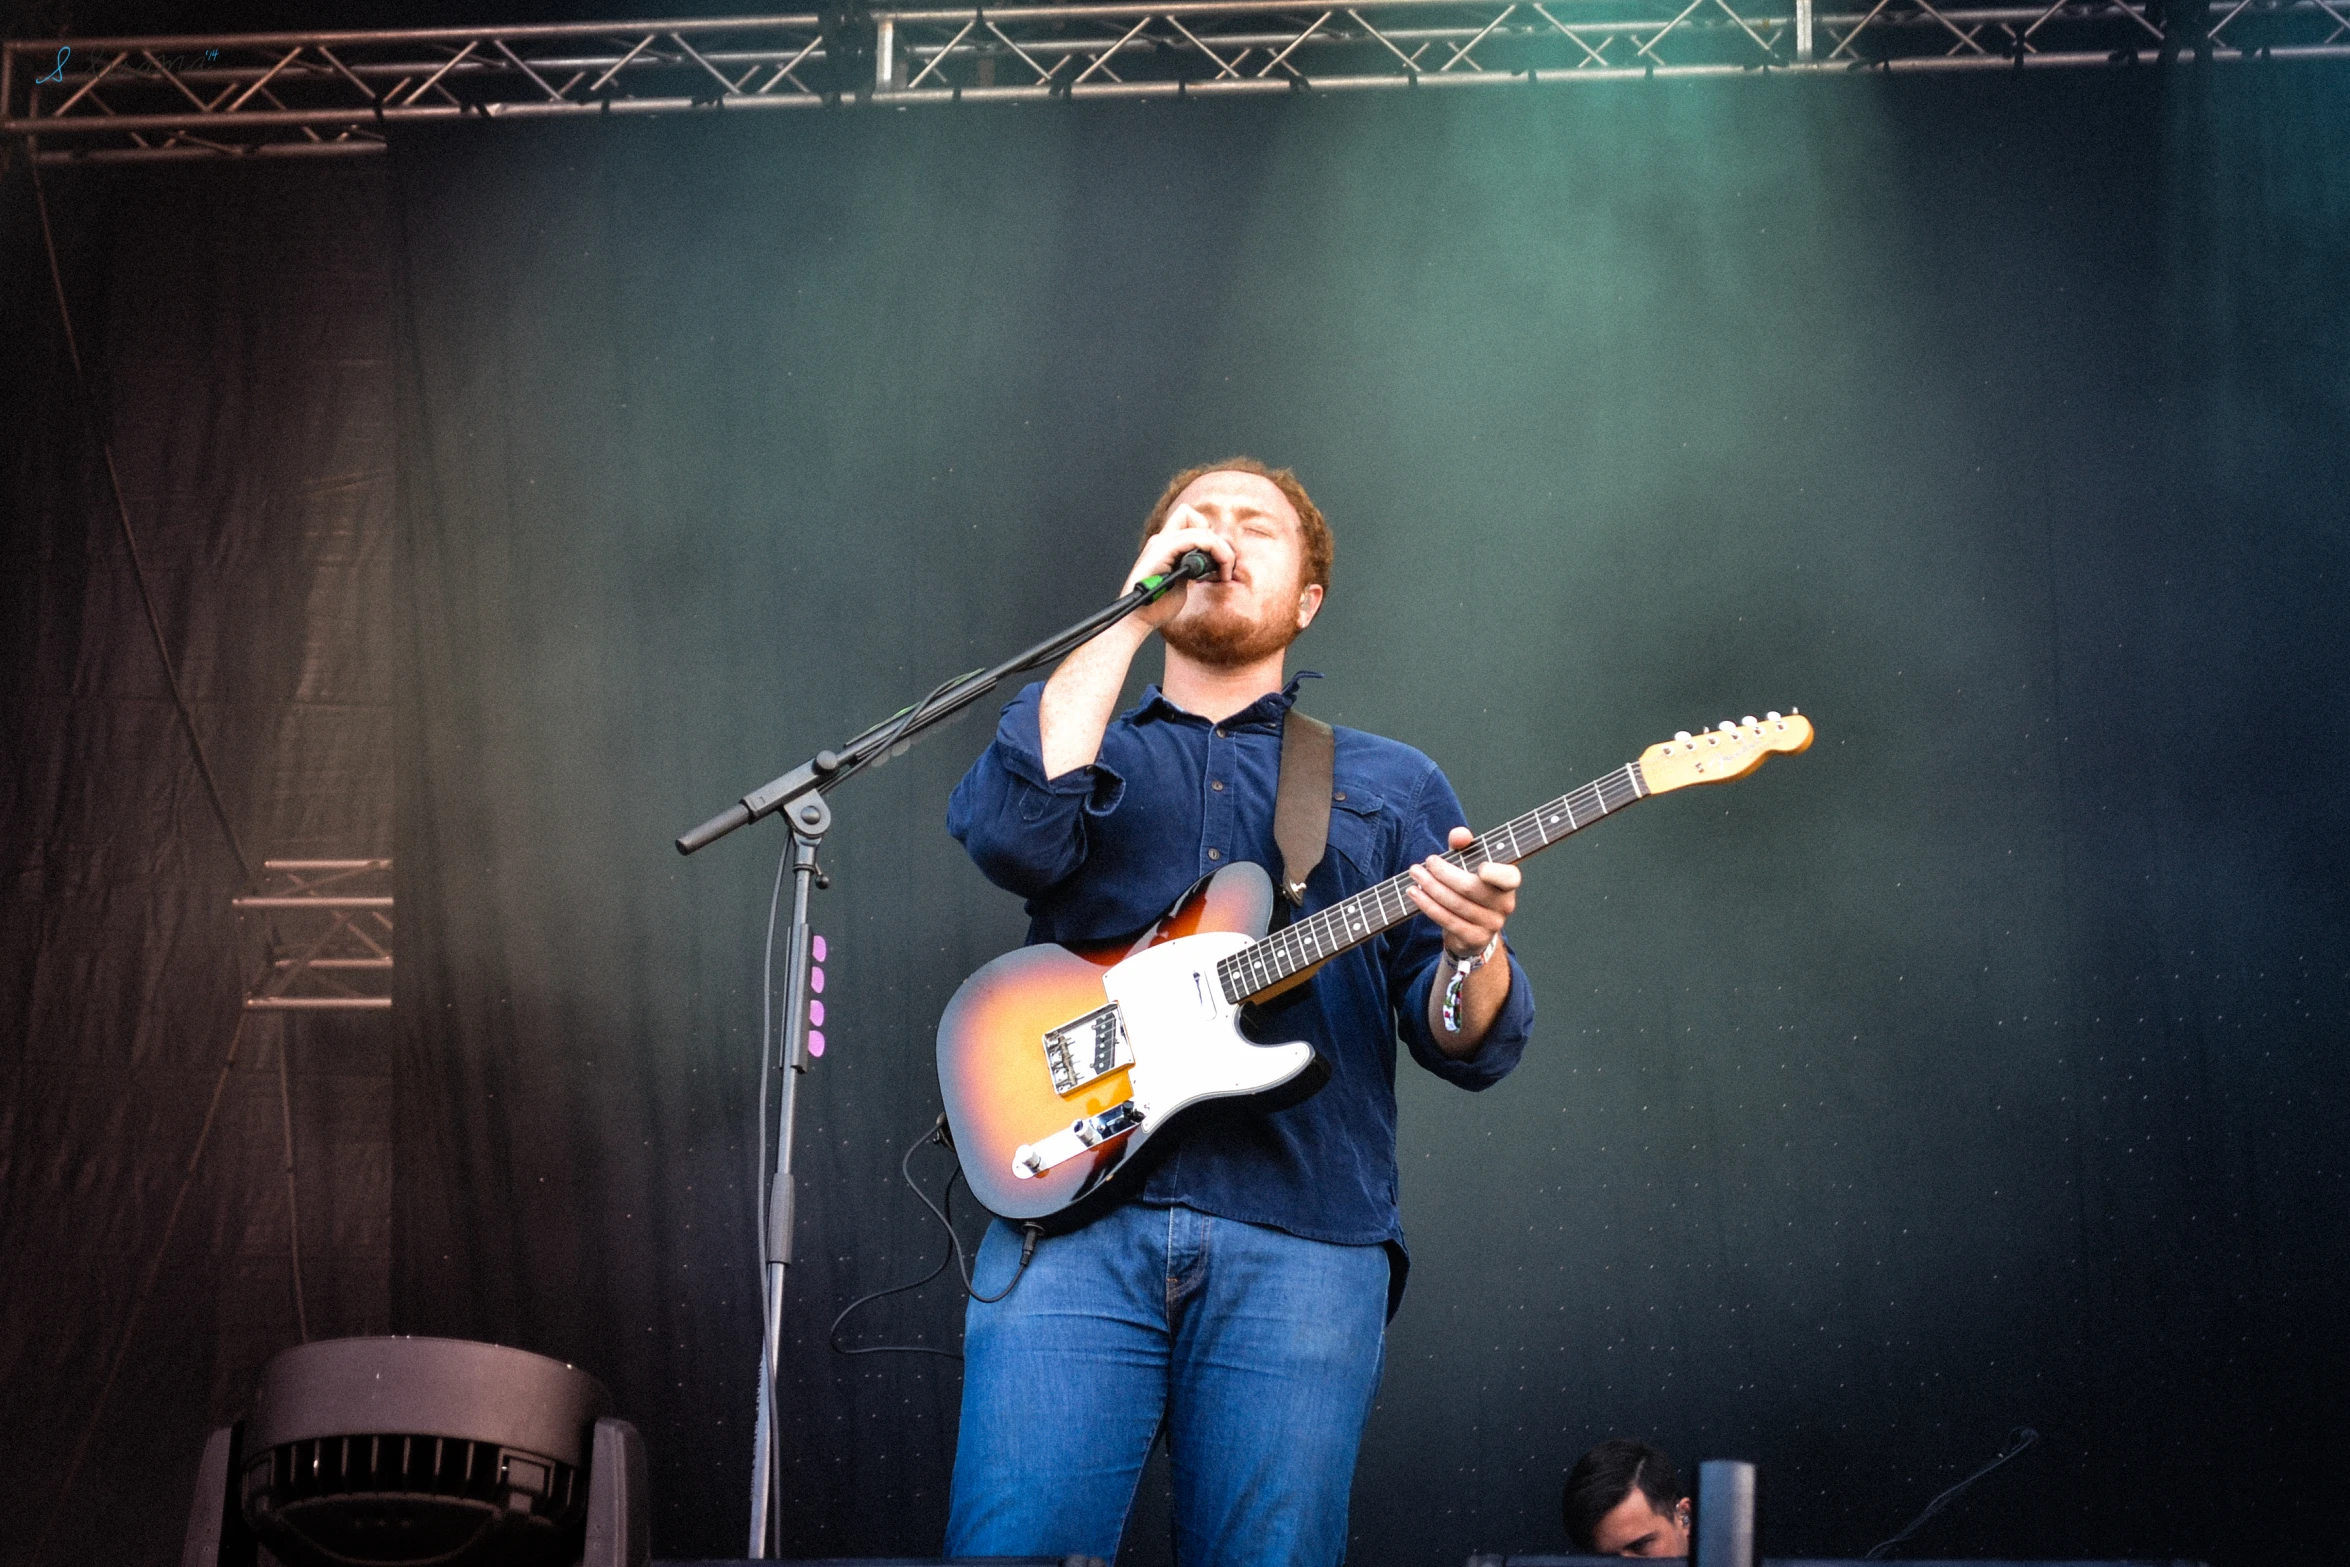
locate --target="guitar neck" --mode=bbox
[1216,760,1650,1005]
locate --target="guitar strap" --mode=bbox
[1274,708,1335,907]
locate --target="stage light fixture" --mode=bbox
[184,1336,647,1567]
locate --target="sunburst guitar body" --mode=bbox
[938,710,1815,1221]
[938,860,1301,1220]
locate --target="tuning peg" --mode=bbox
[1742,715,1758,726]
[1766,711,1781,722]
[1718,721,1737,733]
[1675,731,1692,742]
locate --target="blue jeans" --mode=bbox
[945,1202,1390,1566]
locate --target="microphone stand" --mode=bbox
[676,551,1214,1560]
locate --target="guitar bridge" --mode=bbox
[1013,1099,1144,1180]
[1041,1002,1131,1096]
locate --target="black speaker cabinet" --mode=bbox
[184,1336,648,1567]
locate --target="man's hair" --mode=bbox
[1561,1439,1684,1552]
[1139,457,1335,593]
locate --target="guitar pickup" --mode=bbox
[1013,1100,1145,1180]
[1041,1003,1132,1096]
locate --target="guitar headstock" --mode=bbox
[1637,710,1814,794]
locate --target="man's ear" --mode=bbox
[1296,582,1325,631]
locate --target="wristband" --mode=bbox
[1440,932,1503,1034]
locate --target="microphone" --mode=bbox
[1139,549,1222,603]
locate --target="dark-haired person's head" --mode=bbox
[1562,1439,1691,1557]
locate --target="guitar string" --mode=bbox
[1231,768,1621,999]
[1251,762,1636,985]
[1262,762,1643,986]
[1225,716,1790,996]
[1218,760,1650,1003]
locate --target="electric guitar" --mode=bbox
[937,711,1815,1220]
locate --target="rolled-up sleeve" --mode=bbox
[1387,764,1534,1089]
[946,681,1127,899]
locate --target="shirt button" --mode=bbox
[1211,780,1225,792]
[1214,727,1228,738]
[1207,849,1222,861]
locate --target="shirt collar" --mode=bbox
[1133,671,1322,730]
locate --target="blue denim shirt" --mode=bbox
[946,675,1534,1275]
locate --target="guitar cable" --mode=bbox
[753,777,1043,1362]
[828,1116,1045,1360]
[752,835,789,1290]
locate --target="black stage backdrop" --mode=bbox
[0,158,400,1562]
[4,67,2348,1567]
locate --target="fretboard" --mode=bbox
[1215,760,1650,1005]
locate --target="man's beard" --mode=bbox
[1160,595,1300,668]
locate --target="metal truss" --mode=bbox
[6,2,2345,160]
[233,859,393,1012]
[874,0,2350,97]
[2,17,827,163]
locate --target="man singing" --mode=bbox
[943,458,1537,1565]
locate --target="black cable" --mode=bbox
[777,573,1185,1337]
[923,1119,1042,1306]
[1864,1426,2040,1559]
[826,562,1178,795]
[827,1117,1044,1359]
[828,1128,966,1360]
[751,834,792,1280]
[25,161,276,1567]
[29,160,257,891]
[826,666,977,791]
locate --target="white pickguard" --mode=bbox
[1011,930,1317,1182]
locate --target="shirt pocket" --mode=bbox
[1324,786,1390,877]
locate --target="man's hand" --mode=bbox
[1038,508,1234,779]
[1409,826,1522,1056]
[1124,506,1235,632]
[1407,826,1520,957]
